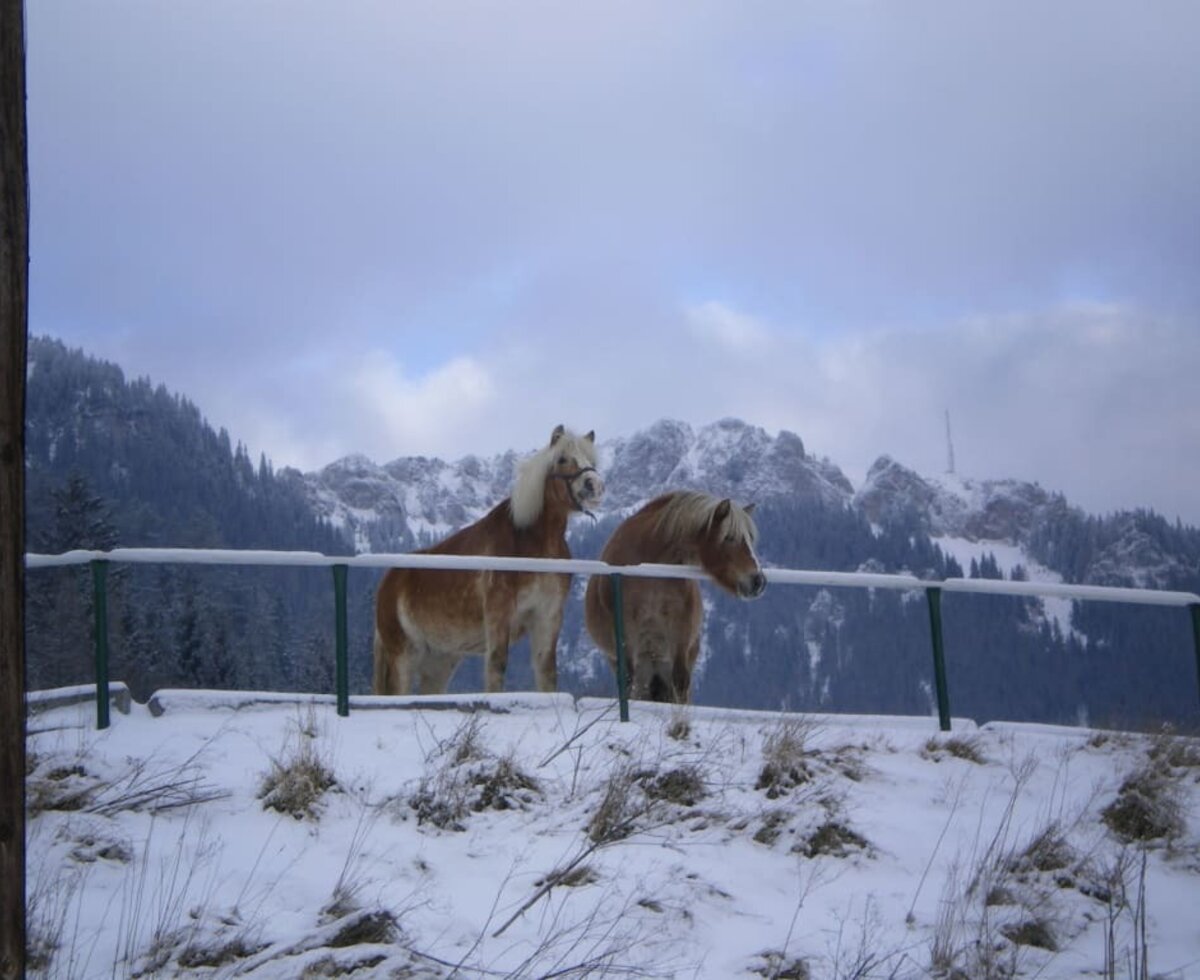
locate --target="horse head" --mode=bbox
[698,499,767,599]
[547,424,605,515]
[511,424,605,527]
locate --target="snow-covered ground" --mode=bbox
[25,687,1200,979]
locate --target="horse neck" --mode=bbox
[515,477,572,548]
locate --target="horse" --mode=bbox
[584,491,766,704]
[373,425,604,696]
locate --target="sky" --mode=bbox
[24,2,1200,525]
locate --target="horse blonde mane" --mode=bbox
[653,491,758,545]
[510,428,598,528]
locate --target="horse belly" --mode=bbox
[512,573,569,636]
[395,574,488,655]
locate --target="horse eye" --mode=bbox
[558,455,568,465]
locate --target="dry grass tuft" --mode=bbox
[757,718,816,798]
[922,735,987,765]
[639,766,706,807]
[1147,728,1200,771]
[260,743,337,820]
[753,810,790,847]
[1008,823,1074,875]
[1000,918,1058,952]
[1101,766,1183,843]
[586,764,642,845]
[795,820,870,859]
[300,953,389,978]
[328,909,398,948]
[536,865,600,889]
[409,728,541,832]
[177,936,264,969]
[27,764,97,816]
[752,950,811,978]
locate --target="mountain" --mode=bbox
[23,338,1200,729]
[303,417,856,553]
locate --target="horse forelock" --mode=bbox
[510,429,598,528]
[654,491,758,547]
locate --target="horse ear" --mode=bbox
[743,502,756,515]
[713,499,732,522]
[584,430,595,443]
[550,424,565,446]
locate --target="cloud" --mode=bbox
[23,2,1200,525]
[340,353,498,461]
[477,298,1200,526]
[686,302,772,355]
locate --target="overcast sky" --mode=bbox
[25,2,1200,525]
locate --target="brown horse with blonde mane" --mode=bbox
[373,425,603,695]
[584,491,766,704]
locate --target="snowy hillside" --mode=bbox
[26,687,1200,979]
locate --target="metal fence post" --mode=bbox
[925,586,951,732]
[611,573,629,722]
[332,564,349,717]
[91,559,110,730]
[1190,603,1200,712]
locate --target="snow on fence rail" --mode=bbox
[24,548,1200,731]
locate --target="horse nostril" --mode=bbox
[751,573,766,596]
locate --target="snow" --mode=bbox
[25,687,1200,979]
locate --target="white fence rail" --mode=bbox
[24,548,1200,730]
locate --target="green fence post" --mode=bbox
[925,586,951,732]
[333,564,349,717]
[611,573,630,722]
[1190,603,1200,712]
[91,559,110,730]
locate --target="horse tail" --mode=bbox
[372,628,393,694]
[373,571,410,695]
[583,575,614,657]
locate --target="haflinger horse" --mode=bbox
[584,491,766,704]
[373,425,603,696]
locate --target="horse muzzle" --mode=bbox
[738,571,767,599]
[573,472,605,508]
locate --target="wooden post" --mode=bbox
[0,0,28,971]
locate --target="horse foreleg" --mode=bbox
[630,640,657,702]
[527,613,563,693]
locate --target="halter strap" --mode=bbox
[551,466,598,516]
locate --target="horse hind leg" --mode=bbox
[373,627,412,695]
[671,635,700,704]
[416,652,464,695]
[671,653,694,704]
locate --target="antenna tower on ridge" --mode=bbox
[944,409,956,476]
